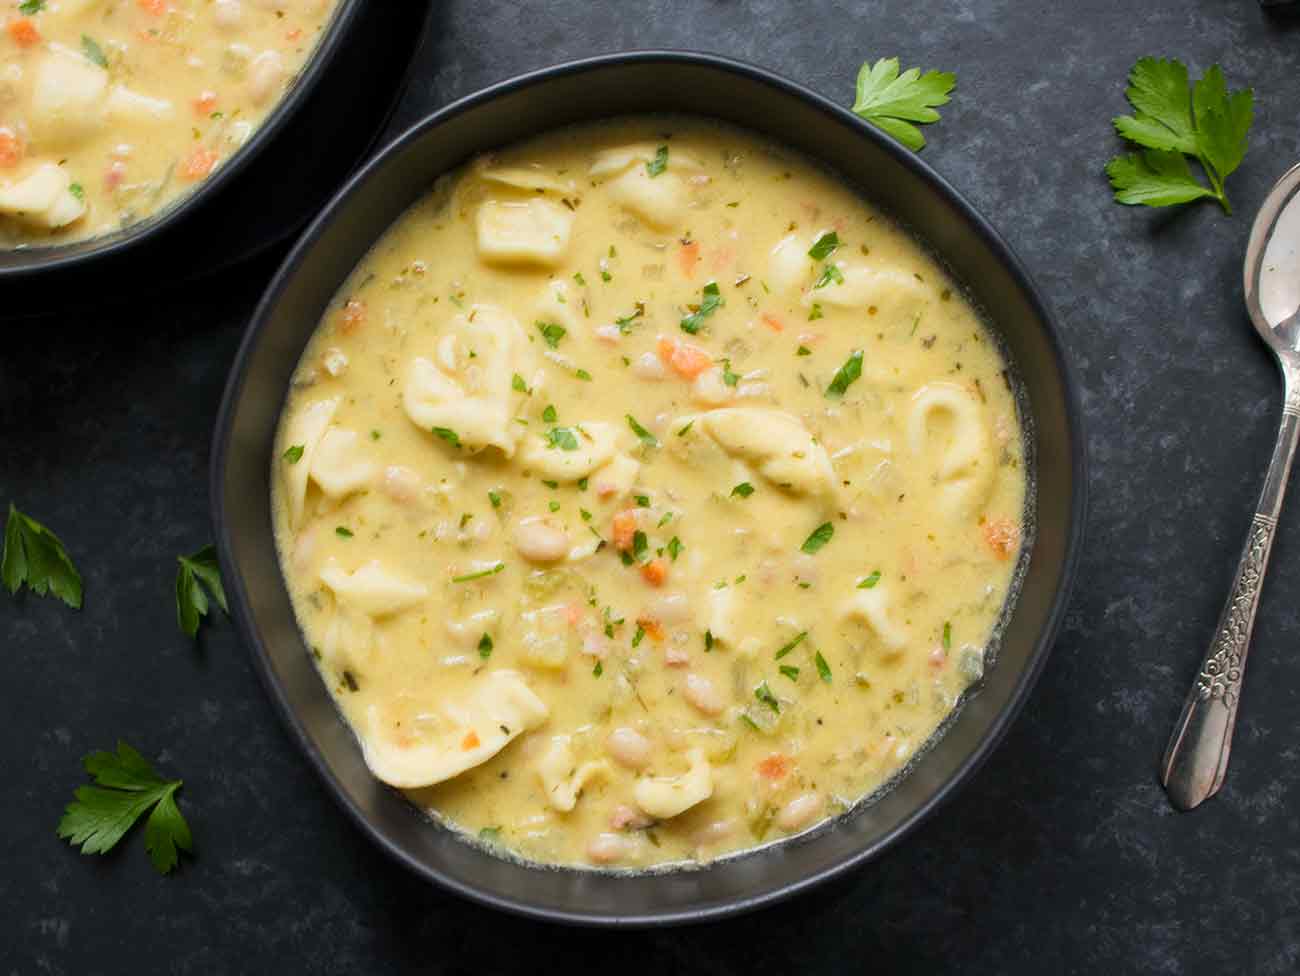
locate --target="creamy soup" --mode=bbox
[0,0,339,246]
[271,117,1029,870]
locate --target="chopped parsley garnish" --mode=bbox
[815,651,833,683]
[857,570,882,589]
[680,281,723,334]
[335,526,353,538]
[68,182,85,201]
[825,350,864,398]
[720,359,739,386]
[677,420,694,437]
[646,145,669,177]
[488,490,502,508]
[546,426,579,451]
[801,522,835,554]
[541,479,558,489]
[577,477,589,491]
[511,372,529,393]
[814,263,845,289]
[282,444,304,463]
[667,536,683,561]
[478,632,493,659]
[536,321,567,348]
[704,629,714,652]
[432,426,461,448]
[779,665,800,682]
[851,56,956,152]
[548,500,561,513]
[573,271,587,286]
[731,482,754,498]
[808,231,840,261]
[56,741,193,875]
[614,304,645,333]
[451,562,505,583]
[174,544,227,639]
[635,494,651,507]
[580,508,593,522]
[631,531,649,561]
[81,34,108,68]
[19,0,46,13]
[575,368,593,382]
[943,621,952,650]
[593,660,604,677]
[755,681,780,713]
[807,305,823,322]
[632,623,646,648]
[542,404,558,423]
[774,632,807,660]
[2,504,82,609]
[626,414,658,447]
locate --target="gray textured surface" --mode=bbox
[4,2,1300,973]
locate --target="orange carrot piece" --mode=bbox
[339,298,367,334]
[193,91,218,116]
[136,0,167,14]
[678,239,701,277]
[6,18,40,47]
[0,128,22,168]
[636,617,665,643]
[180,147,219,181]
[657,336,712,379]
[640,558,668,587]
[761,313,784,333]
[461,730,480,750]
[757,754,790,780]
[982,517,1020,560]
[611,510,637,551]
[564,603,584,627]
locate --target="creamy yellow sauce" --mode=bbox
[271,117,1029,870]
[0,0,339,247]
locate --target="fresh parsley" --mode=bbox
[943,620,953,651]
[81,34,108,69]
[779,665,800,682]
[774,631,807,660]
[175,545,227,639]
[814,263,845,289]
[1107,58,1253,213]
[511,372,529,394]
[542,404,557,423]
[857,570,882,589]
[56,742,193,875]
[626,414,659,447]
[808,231,840,261]
[282,444,304,463]
[815,651,833,684]
[478,632,493,659]
[451,562,505,583]
[680,281,723,334]
[667,536,683,561]
[801,522,835,554]
[432,426,461,448]
[19,0,45,13]
[547,426,580,451]
[852,57,956,152]
[68,182,85,201]
[731,482,755,498]
[826,350,864,398]
[536,321,567,348]
[646,145,669,177]
[754,681,781,714]
[3,504,82,609]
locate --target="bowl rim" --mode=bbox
[0,0,365,278]
[211,48,1088,927]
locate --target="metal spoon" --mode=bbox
[1162,162,1300,811]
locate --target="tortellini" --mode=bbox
[319,559,429,617]
[536,735,611,813]
[402,305,534,456]
[704,585,741,647]
[280,397,339,529]
[840,584,908,651]
[803,264,931,319]
[519,421,622,480]
[634,747,713,819]
[698,407,837,497]
[907,382,995,514]
[476,199,574,267]
[360,670,549,788]
[310,428,377,499]
[471,155,577,195]
[28,46,173,146]
[588,144,702,230]
[768,232,814,295]
[0,162,86,229]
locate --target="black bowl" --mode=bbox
[0,0,365,282]
[212,51,1086,927]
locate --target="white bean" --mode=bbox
[632,351,666,380]
[382,465,422,503]
[777,792,823,832]
[646,591,691,624]
[691,367,734,406]
[684,673,725,716]
[248,50,285,105]
[692,817,738,846]
[606,727,652,769]
[587,832,631,864]
[513,517,569,563]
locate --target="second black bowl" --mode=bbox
[213,51,1086,926]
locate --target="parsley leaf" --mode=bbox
[19,0,45,13]
[2,504,82,609]
[808,231,840,261]
[779,664,800,682]
[813,263,844,289]
[731,482,754,498]
[1107,58,1253,214]
[536,321,567,348]
[451,562,505,583]
[775,631,807,660]
[81,34,108,68]
[432,426,461,448]
[801,522,835,554]
[851,57,956,152]
[478,632,493,659]
[626,414,659,447]
[511,372,529,393]
[282,444,304,464]
[815,651,833,684]
[680,281,723,334]
[542,404,557,423]
[826,350,864,398]
[857,570,882,589]
[646,145,669,177]
[175,545,227,639]
[68,182,85,201]
[667,536,683,561]
[56,742,193,875]
[755,681,781,713]
[547,426,580,451]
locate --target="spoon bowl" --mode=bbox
[1245,162,1300,347]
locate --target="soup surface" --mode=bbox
[271,117,1029,870]
[0,0,339,247]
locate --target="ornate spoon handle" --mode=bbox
[1161,377,1300,810]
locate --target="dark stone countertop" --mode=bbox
[4,2,1300,973]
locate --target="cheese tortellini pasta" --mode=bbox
[272,117,1028,871]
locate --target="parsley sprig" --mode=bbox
[2,504,82,609]
[852,57,956,152]
[175,545,227,639]
[1106,58,1253,214]
[56,742,193,875]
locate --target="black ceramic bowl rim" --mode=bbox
[0,0,363,279]
[213,50,1087,927]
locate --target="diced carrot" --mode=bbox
[611,510,637,551]
[757,754,790,780]
[0,127,22,168]
[761,313,784,333]
[678,239,700,277]
[636,616,665,643]
[656,336,712,380]
[104,160,126,189]
[193,91,218,116]
[285,27,302,41]
[6,18,41,47]
[982,517,1020,560]
[564,603,584,627]
[461,730,480,750]
[180,147,218,181]
[136,0,167,14]
[640,558,668,587]
[339,298,366,334]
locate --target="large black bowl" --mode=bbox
[212,51,1086,927]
